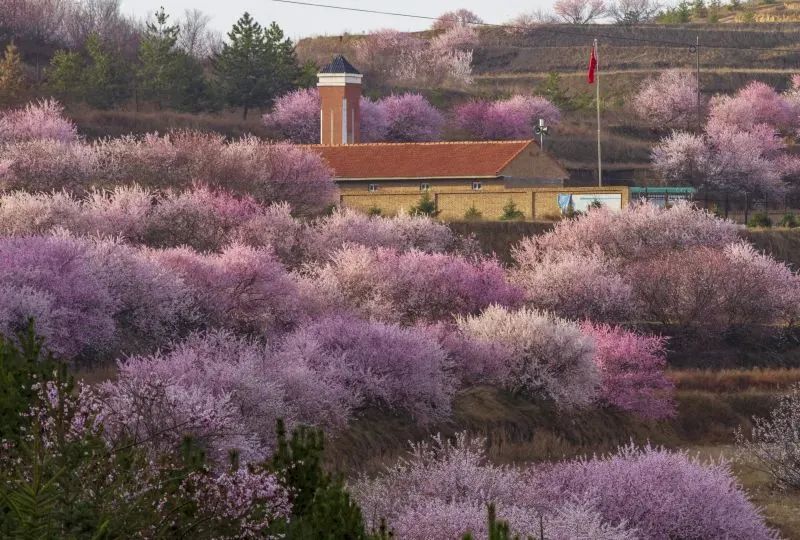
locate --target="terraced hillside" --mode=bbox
[298,23,800,179]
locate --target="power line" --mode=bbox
[271,0,800,53]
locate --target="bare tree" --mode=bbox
[609,0,662,24]
[64,0,123,46]
[177,9,220,59]
[554,0,608,24]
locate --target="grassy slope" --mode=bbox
[328,369,800,536]
[297,22,800,172]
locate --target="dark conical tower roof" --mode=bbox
[320,55,361,75]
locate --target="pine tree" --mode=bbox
[500,200,525,221]
[214,13,298,119]
[0,42,26,106]
[266,420,374,539]
[539,72,570,109]
[84,34,132,109]
[410,191,439,217]
[137,7,181,109]
[50,34,133,109]
[48,50,85,102]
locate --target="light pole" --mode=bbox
[534,118,549,150]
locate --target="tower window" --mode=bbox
[368,184,379,192]
[472,181,482,191]
[420,182,431,191]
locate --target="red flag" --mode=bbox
[587,45,597,84]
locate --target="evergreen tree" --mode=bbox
[48,34,132,108]
[500,199,525,221]
[214,13,298,118]
[0,322,58,442]
[136,8,210,111]
[0,42,26,106]
[266,420,374,539]
[410,191,439,217]
[137,7,181,109]
[48,50,85,102]
[84,34,132,108]
[539,72,570,109]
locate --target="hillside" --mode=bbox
[298,22,800,180]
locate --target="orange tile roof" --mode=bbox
[308,140,534,180]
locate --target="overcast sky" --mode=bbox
[118,0,552,41]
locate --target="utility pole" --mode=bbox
[534,118,549,150]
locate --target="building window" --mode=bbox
[420,182,431,192]
[368,184,379,192]
[472,181,482,191]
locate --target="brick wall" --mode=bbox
[339,180,629,221]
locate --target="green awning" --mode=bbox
[630,187,697,195]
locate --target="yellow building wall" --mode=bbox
[339,180,629,221]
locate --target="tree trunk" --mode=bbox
[242,105,249,120]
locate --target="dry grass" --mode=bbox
[689,444,800,539]
[67,106,272,140]
[669,367,800,392]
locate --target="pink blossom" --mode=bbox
[80,185,155,240]
[633,70,703,130]
[456,306,599,408]
[0,189,83,236]
[358,95,389,142]
[278,315,455,422]
[0,99,78,143]
[626,243,800,337]
[515,201,740,262]
[142,185,262,251]
[183,466,291,538]
[101,330,356,464]
[710,81,796,133]
[582,323,674,419]
[430,24,479,51]
[512,248,634,323]
[381,94,445,142]
[262,87,320,144]
[0,139,99,192]
[311,245,523,324]
[0,234,118,359]
[354,433,640,539]
[152,243,309,337]
[532,444,778,540]
[431,9,484,30]
[454,95,561,140]
[302,208,463,260]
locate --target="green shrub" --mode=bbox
[367,206,382,217]
[499,200,524,221]
[409,192,439,217]
[464,204,483,221]
[747,212,772,228]
[0,321,59,441]
[266,420,375,539]
[779,213,799,228]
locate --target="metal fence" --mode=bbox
[631,187,800,224]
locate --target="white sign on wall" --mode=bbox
[571,193,623,212]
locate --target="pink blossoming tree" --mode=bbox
[454,95,561,140]
[633,69,704,130]
[0,99,78,143]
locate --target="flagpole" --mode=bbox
[595,38,602,187]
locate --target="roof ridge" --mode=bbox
[306,139,534,148]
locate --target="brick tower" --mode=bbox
[318,55,362,145]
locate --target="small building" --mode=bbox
[308,55,629,220]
